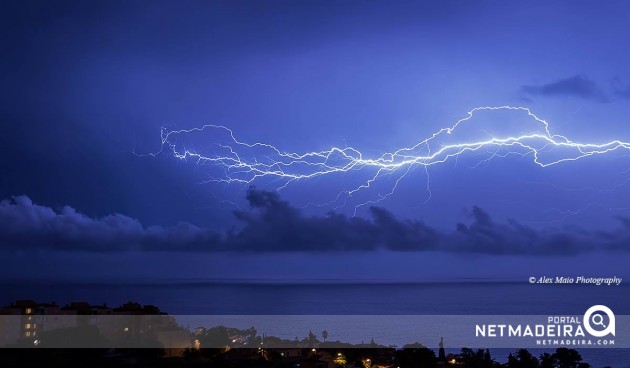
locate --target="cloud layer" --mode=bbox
[520,74,630,102]
[1,188,629,255]
[521,75,608,102]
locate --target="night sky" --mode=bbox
[2,0,630,282]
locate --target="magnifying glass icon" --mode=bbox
[591,313,606,328]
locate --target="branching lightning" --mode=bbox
[142,106,630,214]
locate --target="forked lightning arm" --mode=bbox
[143,106,630,212]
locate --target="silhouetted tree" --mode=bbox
[199,325,230,349]
[397,343,437,368]
[552,348,582,368]
[322,329,328,342]
[244,326,257,346]
[459,348,494,368]
[505,349,539,368]
[539,353,555,368]
[484,349,492,364]
[307,330,319,347]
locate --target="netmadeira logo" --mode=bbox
[475,305,615,347]
[583,305,615,337]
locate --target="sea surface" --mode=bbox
[1,280,629,367]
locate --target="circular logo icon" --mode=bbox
[583,305,615,337]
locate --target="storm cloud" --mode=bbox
[612,79,630,99]
[1,188,629,255]
[521,75,608,102]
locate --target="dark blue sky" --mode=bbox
[2,0,630,280]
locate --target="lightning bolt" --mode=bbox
[142,106,630,214]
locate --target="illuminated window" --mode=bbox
[25,323,31,329]
[25,308,32,314]
[25,331,31,337]
[124,327,129,332]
